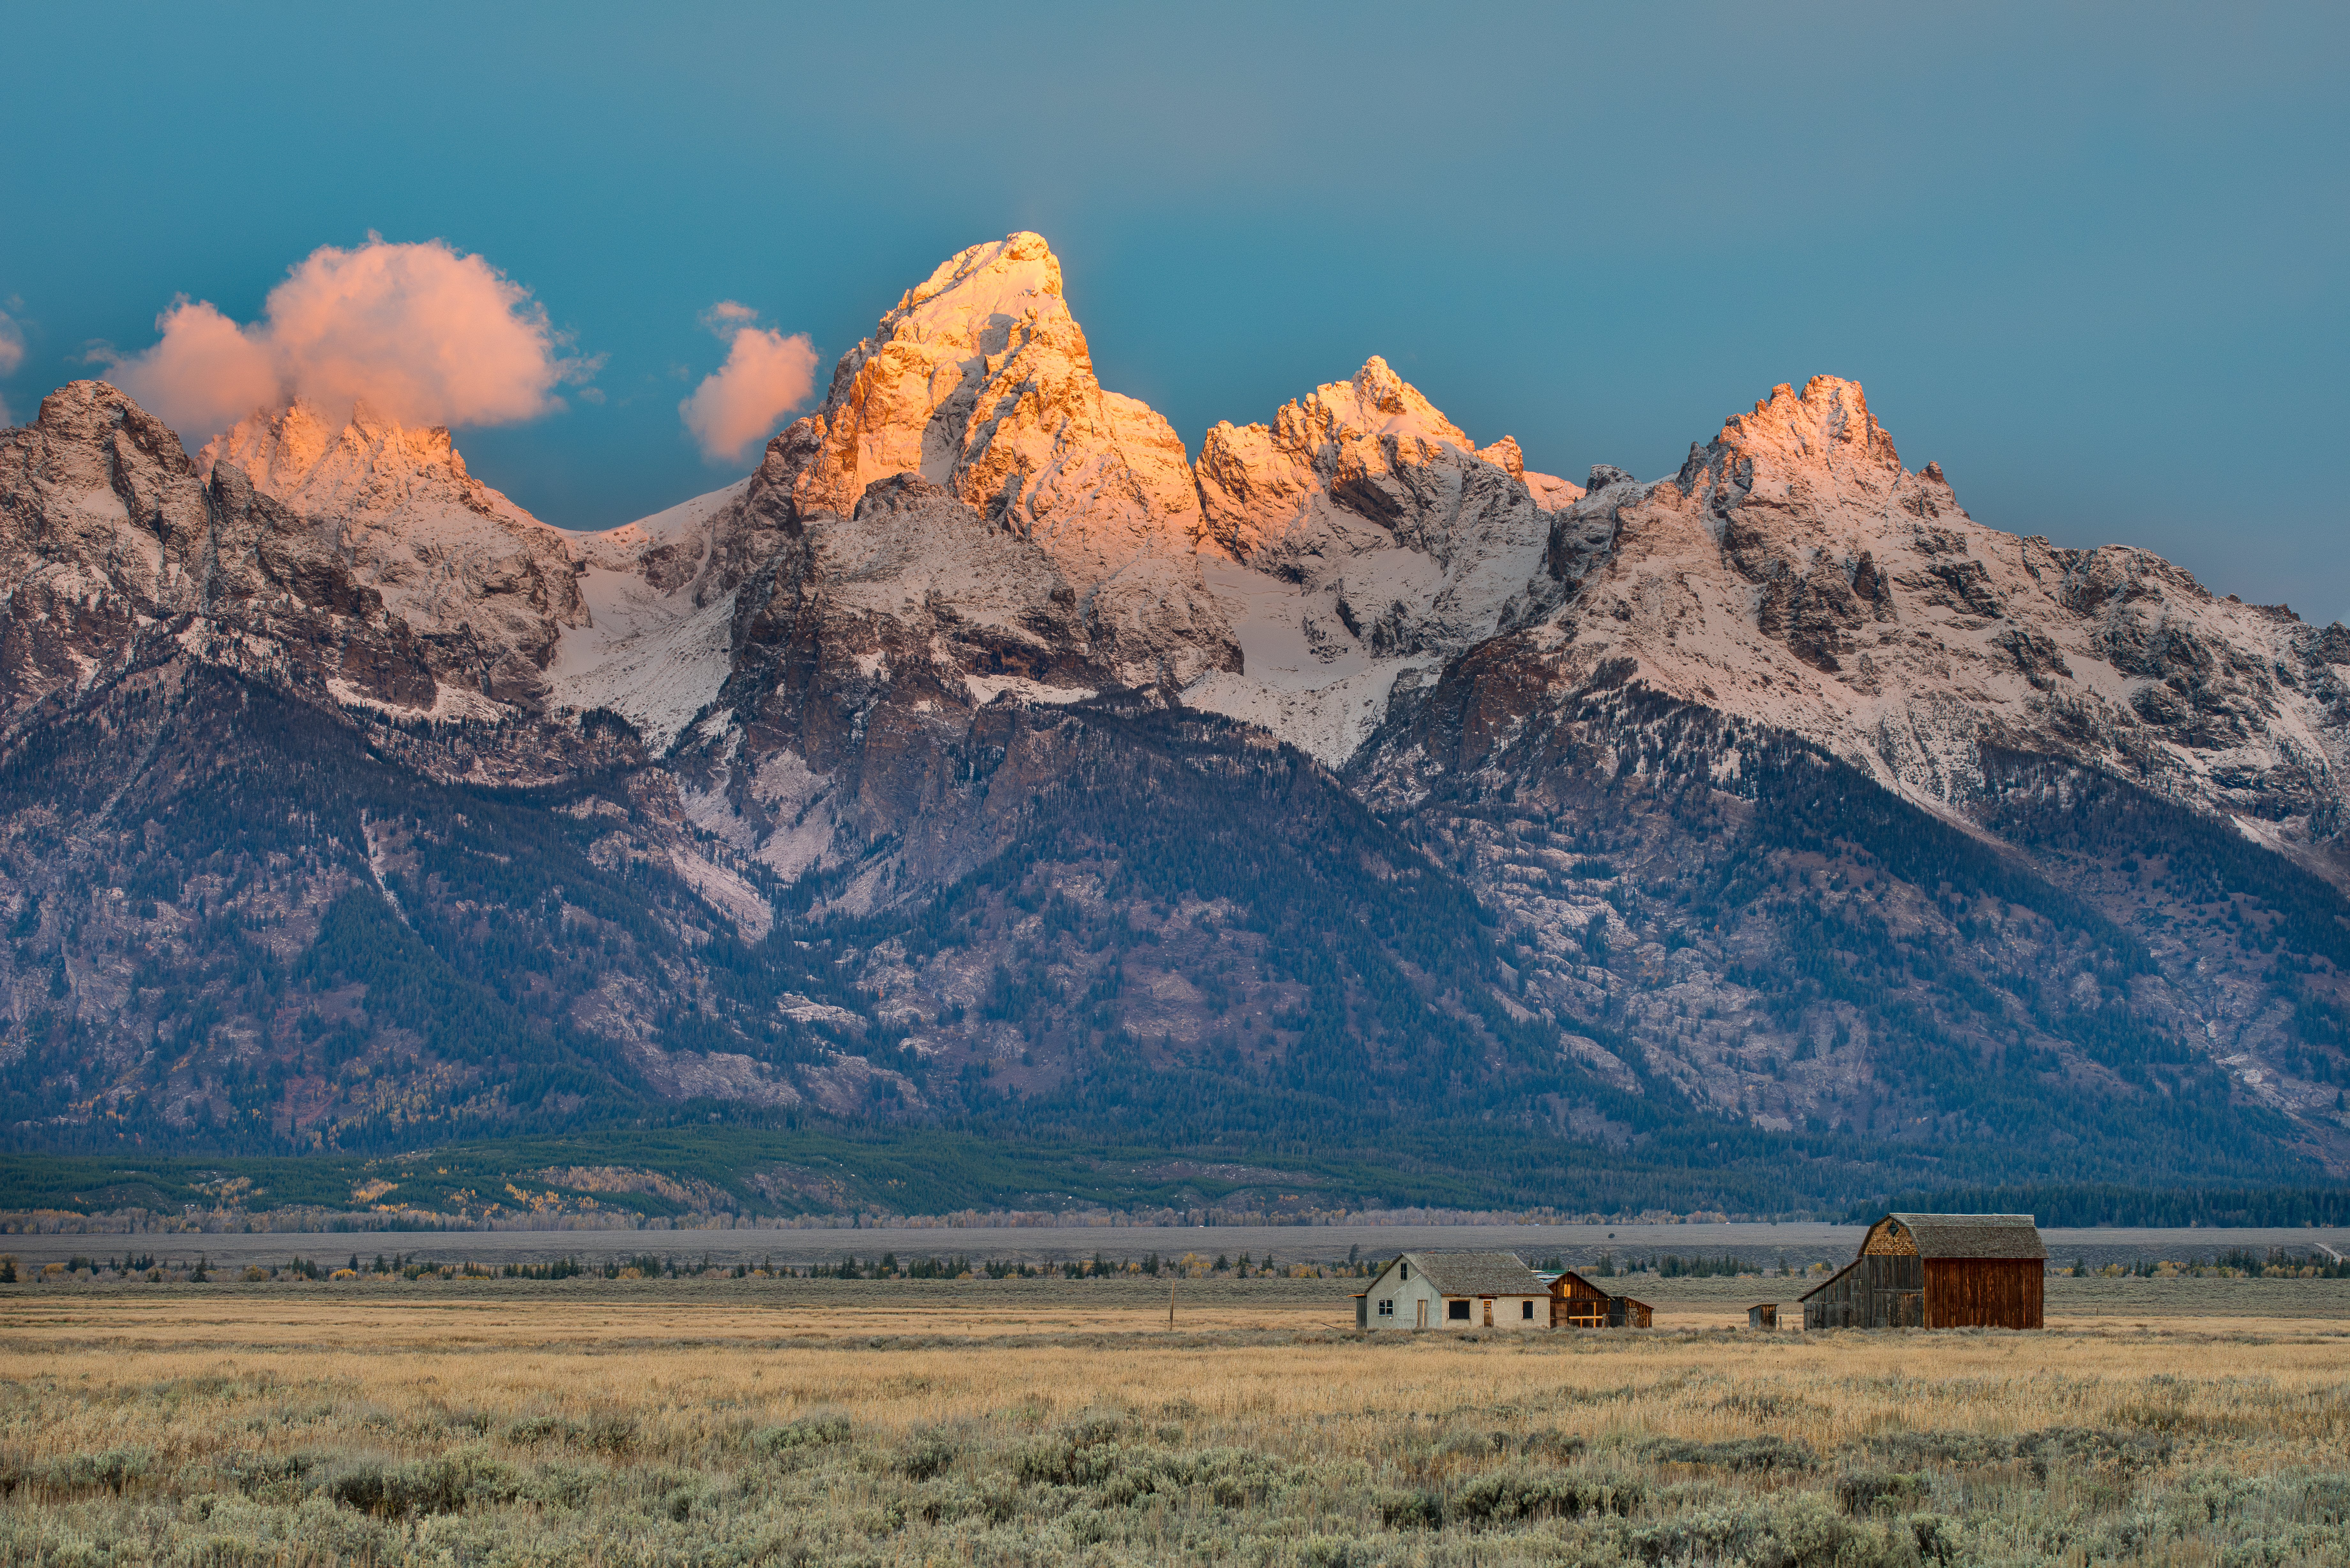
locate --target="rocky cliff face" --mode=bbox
[1180,356,1592,764]
[200,400,587,707]
[1,236,2346,1194]
[1344,375,2350,1169]
[1505,376,2346,869]
[0,381,603,739]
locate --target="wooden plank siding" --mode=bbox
[1801,1255,1925,1329]
[1550,1269,1612,1329]
[1924,1258,2043,1329]
[1549,1270,1650,1329]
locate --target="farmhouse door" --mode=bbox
[1416,1299,1428,1329]
[1484,1300,1494,1327]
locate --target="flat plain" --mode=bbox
[4,1278,2347,1566]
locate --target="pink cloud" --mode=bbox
[107,238,591,441]
[106,299,277,439]
[680,313,818,464]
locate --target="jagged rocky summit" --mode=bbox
[2,231,2347,1197]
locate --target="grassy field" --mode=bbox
[3,1279,2347,1566]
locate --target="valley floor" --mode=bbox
[3,1281,2347,1564]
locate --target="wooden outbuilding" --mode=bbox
[1547,1269,1652,1329]
[1747,1303,1779,1330]
[1800,1213,2046,1330]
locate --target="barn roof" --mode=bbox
[1888,1213,2047,1260]
[1399,1251,1545,1296]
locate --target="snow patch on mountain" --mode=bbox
[964,673,1098,707]
[1183,558,1436,764]
[549,480,750,750]
[326,675,507,725]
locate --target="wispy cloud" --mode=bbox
[679,301,818,464]
[104,237,595,441]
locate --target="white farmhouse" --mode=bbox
[1353,1251,1549,1331]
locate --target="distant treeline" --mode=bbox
[11,1250,1381,1284]
[1851,1184,2350,1228]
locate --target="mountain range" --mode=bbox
[4,232,2346,1219]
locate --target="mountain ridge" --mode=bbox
[1,230,2345,1206]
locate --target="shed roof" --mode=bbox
[1394,1251,1545,1296]
[1887,1213,2047,1260]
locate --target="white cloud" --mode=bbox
[679,303,818,464]
[104,237,593,441]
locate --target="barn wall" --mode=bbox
[1803,1255,1924,1328]
[1925,1258,2043,1329]
[1803,1263,1861,1329]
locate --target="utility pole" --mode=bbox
[1168,1277,1176,1330]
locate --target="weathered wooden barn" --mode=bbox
[1547,1269,1653,1328]
[1800,1213,2046,1330]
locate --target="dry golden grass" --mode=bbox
[4,1279,2348,1565]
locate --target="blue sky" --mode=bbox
[3,3,2343,625]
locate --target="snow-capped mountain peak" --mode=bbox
[200,398,546,535]
[717,231,1237,687]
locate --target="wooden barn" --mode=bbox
[1800,1213,2046,1330]
[1547,1269,1653,1329]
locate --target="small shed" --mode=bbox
[1800,1213,2046,1330]
[1547,1269,1652,1329]
[1355,1252,1549,1331]
[1747,1303,1778,1331]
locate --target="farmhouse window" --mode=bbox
[1448,1300,1471,1321]
[1377,1299,1393,1317]
[1521,1301,1534,1319]
[1400,1263,1410,1279]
